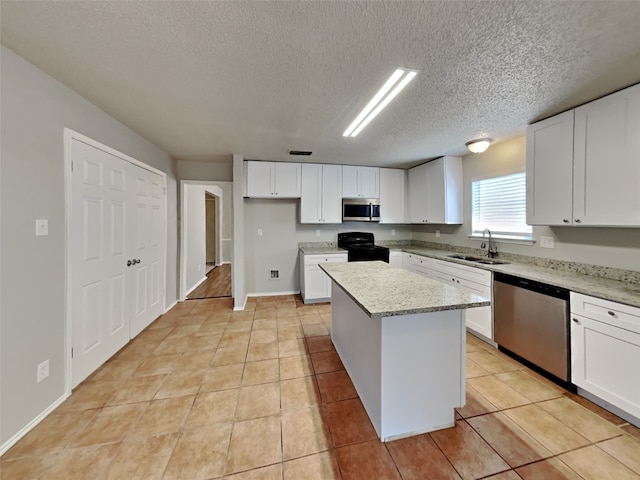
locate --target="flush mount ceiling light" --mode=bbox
[466,138,493,153]
[343,68,418,138]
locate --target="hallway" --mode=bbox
[187,264,232,300]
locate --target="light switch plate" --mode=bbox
[436,230,441,238]
[36,219,49,236]
[540,235,554,248]
[257,229,263,237]
[391,229,396,236]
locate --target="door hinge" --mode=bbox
[71,160,74,172]
[71,347,74,359]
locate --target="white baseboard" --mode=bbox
[247,291,300,297]
[577,388,640,428]
[185,276,208,296]
[233,295,247,311]
[0,392,69,456]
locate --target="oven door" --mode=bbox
[342,200,380,222]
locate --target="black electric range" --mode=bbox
[337,232,390,263]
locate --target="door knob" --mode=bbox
[134,259,141,264]
[127,260,133,267]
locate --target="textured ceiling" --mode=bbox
[2,1,640,168]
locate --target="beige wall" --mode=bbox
[412,136,640,272]
[0,46,178,447]
[243,198,412,295]
[177,159,233,182]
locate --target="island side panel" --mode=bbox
[380,310,466,441]
[330,282,382,436]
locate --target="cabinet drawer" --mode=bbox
[304,254,347,266]
[431,270,490,298]
[411,255,432,268]
[570,292,640,334]
[431,259,492,286]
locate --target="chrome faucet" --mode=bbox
[480,228,498,258]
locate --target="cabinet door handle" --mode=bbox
[575,219,582,223]
[572,318,581,324]
[607,310,616,317]
[563,219,570,223]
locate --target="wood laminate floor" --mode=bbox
[2,294,640,479]
[188,264,232,300]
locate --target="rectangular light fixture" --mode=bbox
[343,68,418,138]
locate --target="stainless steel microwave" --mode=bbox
[342,199,381,222]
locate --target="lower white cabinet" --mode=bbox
[389,251,403,268]
[400,252,431,277]
[430,259,493,339]
[300,252,348,304]
[571,292,640,419]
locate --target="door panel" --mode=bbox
[129,167,165,338]
[71,136,166,386]
[71,139,130,387]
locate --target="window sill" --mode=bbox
[468,235,536,246]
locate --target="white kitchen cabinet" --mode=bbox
[411,254,432,277]
[244,161,302,198]
[402,252,415,271]
[431,259,493,339]
[408,156,462,224]
[379,168,407,223]
[342,166,380,198]
[526,111,575,225]
[526,83,640,226]
[400,252,431,276]
[570,292,640,419]
[388,251,403,268]
[300,164,342,223]
[573,84,640,226]
[300,252,348,303]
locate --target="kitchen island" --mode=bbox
[320,261,490,441]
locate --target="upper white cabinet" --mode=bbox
[408,156,463,224]
[527,83,640,226]
[526,111,575,225]
[244,161,302,198]
[573,85,640,226]
[300,164,342,223]
[379,168,407,223]
[342,166,380,198]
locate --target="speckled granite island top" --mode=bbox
[320,261,490,318]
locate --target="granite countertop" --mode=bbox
[299,246,347,255]
[400,247,640,309]
[320,261,490,318]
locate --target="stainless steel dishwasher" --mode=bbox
[493,272,571,381]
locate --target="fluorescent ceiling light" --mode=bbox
[343,68,418,138]
[466,138,493,153]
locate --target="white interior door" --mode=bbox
[70,134,166,387]
[129,166,165,338]
[71,139,130,387]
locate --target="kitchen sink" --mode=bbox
[447,254,509,265]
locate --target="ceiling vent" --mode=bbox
[288,150,312,156]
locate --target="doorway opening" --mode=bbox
[180,181,233,301]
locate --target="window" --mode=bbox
[471,172,532,239]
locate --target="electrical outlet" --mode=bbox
[269,270,280,279]
[540,236,555,248]
[391,229,396,236]
[316,229,321,237]
[37,359,50,383]
[257,229,263,237]
[436,230,441,238]
[35,219,48,236]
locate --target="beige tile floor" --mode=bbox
[2,294,640,479]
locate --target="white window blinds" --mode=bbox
[472,172,532,239]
